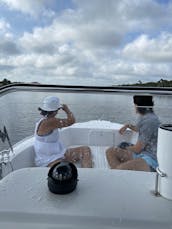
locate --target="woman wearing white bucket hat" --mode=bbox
[34,96,92,168]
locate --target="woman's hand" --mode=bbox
[61,104,70,112]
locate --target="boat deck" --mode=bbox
[0,168,172,228]
[69,145,110,168]
[91,146,109,168]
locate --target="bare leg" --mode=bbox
[106,147,150,171]
[106,147,133,169]
[116,158,150,172]
[65,146,92,168]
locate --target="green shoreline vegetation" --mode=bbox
[0,78,12,86]
[0,78,172,87]
[119,79,172,87]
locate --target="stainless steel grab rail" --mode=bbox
[153,167,167,197]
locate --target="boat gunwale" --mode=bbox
[0,83,172,96]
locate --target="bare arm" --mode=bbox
[119,124,138,135]
[126,140,144,154]
[119,123,142,153]
[51,104,75,128]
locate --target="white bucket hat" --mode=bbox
[40,96,61,111]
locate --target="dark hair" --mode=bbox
[133,95,154,115]
[38,107,55,117]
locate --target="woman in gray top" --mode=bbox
[106,95,160,172]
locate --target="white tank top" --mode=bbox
[34,118,66,167]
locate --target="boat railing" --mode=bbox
[0,126,15,179]
[1,83,172,95]
[154,167,167,196]
[0,149,14,179]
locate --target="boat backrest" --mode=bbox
[12,146,35,170]
[60,127,137,147]
[11,138,35,171]
[9,127,138,173]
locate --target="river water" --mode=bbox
[0,90,172,151]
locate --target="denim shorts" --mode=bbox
[133,153,158,171]
[118,141,158,171]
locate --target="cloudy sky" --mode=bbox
[0,0,172,86]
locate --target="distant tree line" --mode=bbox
[120,79,172,87]
[0,78,11,86]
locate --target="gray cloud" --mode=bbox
[0,39,20,55]
[0,64,14,71]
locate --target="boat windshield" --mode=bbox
[0,85,172,152]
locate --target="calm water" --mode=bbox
[0,91,172,151]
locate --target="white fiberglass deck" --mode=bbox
[0,168,172,229]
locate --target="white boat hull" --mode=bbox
[1,120,171,228]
